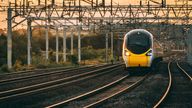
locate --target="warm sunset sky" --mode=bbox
[0,0,182,6]
[0,0,183,5]
[0,0,191,29]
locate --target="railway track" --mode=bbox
[180,62,192,77]
[94,62,167,108]
[0,64,110,91]
[0,64,111,80]
[153,62,172,108]
[0,66,76,79]
[177,62,192,81]
[1,61,190,107]
[0,63,122,107]
[153,62,192,108]
[46,72,149,108]
[0,64,107,84]
[97,61,191,108]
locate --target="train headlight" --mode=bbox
[125,51,130,56]
[146,50,152,56]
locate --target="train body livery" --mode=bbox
[122,29,154,70]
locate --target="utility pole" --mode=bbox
[105,32,108,62]
[56,27,59,63]
[71,29,74,55]
[45,23,49,60]
[52,0,55,6]
[63,26,66,62]
[78,23,81,63]
[7,7,12,69]
[27,19,32,66]
[111,31,114,61]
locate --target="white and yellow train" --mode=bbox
[122,29,162,72]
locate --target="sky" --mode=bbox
[0,0,182,6]
[0,0,191,29]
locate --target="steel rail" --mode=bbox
[84,73,149,108]
[153,62,172,108]
[0,64,121,101]
[0,65,110,93]
[0,64,107,77]
[0,64,106,84]
[46,72,149,108]
[46,75,129,108]
[176,62,192,81]
[0,67,85,83]
[0,66,75,77]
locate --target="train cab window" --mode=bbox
[126,31,152,54]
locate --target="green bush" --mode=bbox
[68,55,78,65]
[1,64,9,72]
[36,64,48,69]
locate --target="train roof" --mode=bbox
[125,29,153,38]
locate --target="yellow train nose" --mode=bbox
[128,55,149,67]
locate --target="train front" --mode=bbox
[123,29,153,70]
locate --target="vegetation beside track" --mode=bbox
[0,29,120,72]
